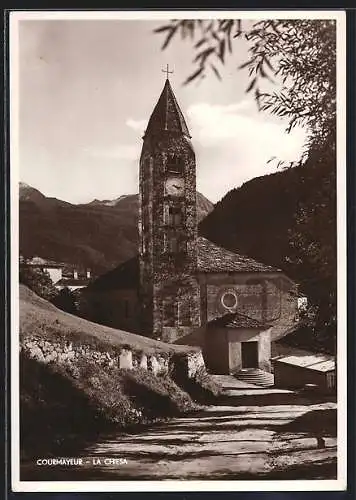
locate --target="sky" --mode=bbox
[17,17,307,204]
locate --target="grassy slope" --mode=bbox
[20,352,198,459]
[20,286,218,459]
[20,284,196,356]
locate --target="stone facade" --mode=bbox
[138,80,201,340]
[199,272,298,340]
[204,309,272,375]
[228,327,271,373]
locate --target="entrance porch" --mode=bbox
[204,314,272,375]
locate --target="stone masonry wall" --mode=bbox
[200,272,298,340]
[20,335,205,380]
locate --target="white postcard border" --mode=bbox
[9,9,347,493]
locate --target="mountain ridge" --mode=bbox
[19,183,214,273]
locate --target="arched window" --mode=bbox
[167,154,184,174]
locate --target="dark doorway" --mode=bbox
[241,341,259,368]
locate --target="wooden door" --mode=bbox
[241,341,259,368]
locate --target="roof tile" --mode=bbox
[197,237,280,273]
[208,311,271,329]
[87,238,279,292]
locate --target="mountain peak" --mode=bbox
[88,194,136,207]
[19,182,47,204]
[19,182,31,189]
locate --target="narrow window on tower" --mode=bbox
[170,236,178,253]
[178,299,191,326]
[163,204,169,225]
[168,206,182,226]
[163,232,179,254]
[179,237,187,254]
[163,300,175,326]
[167,154,183,174]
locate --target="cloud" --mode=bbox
[187,101,307,202]
[126,118,147,133]
[187,101,306,151]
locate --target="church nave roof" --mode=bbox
[86,237,280,293]
[197,237,280,274]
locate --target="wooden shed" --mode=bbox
[273,350,335,393]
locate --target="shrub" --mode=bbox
[170,354,222,404]
[51,287,78,314]
[193,367,222,399]
[120,368,197,418]
[20,351,198,457]
[19,265,57,301]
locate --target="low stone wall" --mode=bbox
[20,335,205,379]
[186,350,206,377]
[169,350,206,383]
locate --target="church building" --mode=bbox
[82,76,300,375]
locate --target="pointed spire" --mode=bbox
[144,79,191,139]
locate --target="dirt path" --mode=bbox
[77,402,336,480]
[22,377,337,481]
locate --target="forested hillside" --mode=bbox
[19,184,213,273]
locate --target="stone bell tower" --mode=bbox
[138,70,201,342]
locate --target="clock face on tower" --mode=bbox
[165,177,185,196]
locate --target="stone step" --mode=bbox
[234,369,274,388]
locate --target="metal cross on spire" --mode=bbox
[162,64,173,80]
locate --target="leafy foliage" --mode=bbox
[19,263,58,301]
[157,18,337,350]
[20,351,200,458]
[287,142,336,349]
[155,19,336,156]
[51,287,78,314]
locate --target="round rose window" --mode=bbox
[221,291,238,309]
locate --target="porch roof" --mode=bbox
[207,311,272,330]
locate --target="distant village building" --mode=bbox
[20,256,92,291]
[19,256,64,284]
[82,76,301,376]
[55,276,91,292]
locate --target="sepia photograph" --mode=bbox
[10,10,347,492]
